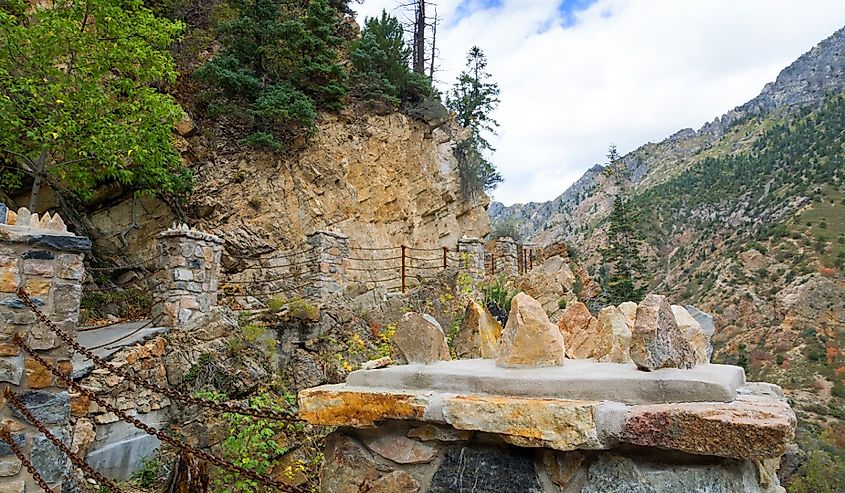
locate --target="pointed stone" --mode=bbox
[594,306,632,363]
[46,213,66,232]
[393,312,451,364]
[16,208,31,227]
[40,212,52,229]
[30,213,39,229]
[5,210,15,226]
[0,203,6,224]
[181,223,190,233]
[497,293,565,368]
[630,294,696,371]
[672,305,709,365]
[557,301,598,359]
[618,301,638,331]
[453,301,502,359]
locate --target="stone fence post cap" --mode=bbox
[157,223,224,244]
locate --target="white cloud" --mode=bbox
[352,0,845,205]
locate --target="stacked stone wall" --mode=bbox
[152,224,224,326]
[0,205,89,492]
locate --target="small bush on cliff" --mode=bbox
[195,0,347,150]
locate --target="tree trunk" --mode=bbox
[428,7,437,80]
[413,0,426,74]
[28,149,48,212]
[167,452,209,493]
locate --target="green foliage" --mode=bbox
[447,46,502,197]
[490,220,522,242]
[0,0,189,202]
[788,448,845,493]
[350,10,433,106]
[599,194,648,305]
[80,288,153,322]
[481,276,515,314]
[184,353,214,384]
[195,0,347,149]
[216,393,298,493]
[288,298,320,321]
[132,453,168,487]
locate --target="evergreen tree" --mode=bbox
[446,46,502,197]
[0,0,188,208]
[194,0,347,149]
[599,145,648,304]
[350,10,433,106]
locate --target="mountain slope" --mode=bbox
[491,26,845,487]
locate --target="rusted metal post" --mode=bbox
[443,246,448,270]
[401,245,407,293]
[529,248,533,270]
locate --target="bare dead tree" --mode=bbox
[412,0,426,74]
[428,5,439,81]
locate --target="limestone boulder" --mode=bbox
[320,434,380,493]
[496,293,565,368]
[517,256,577,318]
[452,301,502,359]
[630,294,696,370]
[618,302,637,331]
[393,312,451,364]
[594,307,632,364]
[557,301,598,359]
[671,305,709,365]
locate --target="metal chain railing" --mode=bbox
[0,425,52,492]
[16,289,301,423]
[13,336,306,493]
[4,389,125,493]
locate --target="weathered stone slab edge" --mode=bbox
[297,384,795,460]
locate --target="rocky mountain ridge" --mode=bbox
[490,25,845,245]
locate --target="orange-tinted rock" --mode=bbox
[24,357,53,389]
[630,294,696,370]
[497,293,565,368]
[298,386,430,427]
[453,301,502,359]
[442,394,600,451]
[557,301,598,359]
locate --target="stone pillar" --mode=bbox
[152,224,224,327]
[0,205,90,492]
[307,230,349,299]
[494,237,518,277]
[457,237,485,277]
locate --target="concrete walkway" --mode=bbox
[72,320,169,379]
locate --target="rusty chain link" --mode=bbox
[16,288,301,423]
[13,336,307,493]
[0,424,52,493]
[3,389,125,493]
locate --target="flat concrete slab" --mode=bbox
[72,321,169,379]
[345,359,746,404]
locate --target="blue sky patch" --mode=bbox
[452,0,505,25]
[558,0,599,27]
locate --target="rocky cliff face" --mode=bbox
[89,110,490,263]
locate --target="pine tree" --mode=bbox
[599,145,648,304]
[446,46,502,197]
[350,10,433,106]
[194,0,347,149]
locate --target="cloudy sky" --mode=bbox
[352,0,845,206]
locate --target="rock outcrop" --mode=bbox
[593,306,632,364]
[496,293,566,368]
